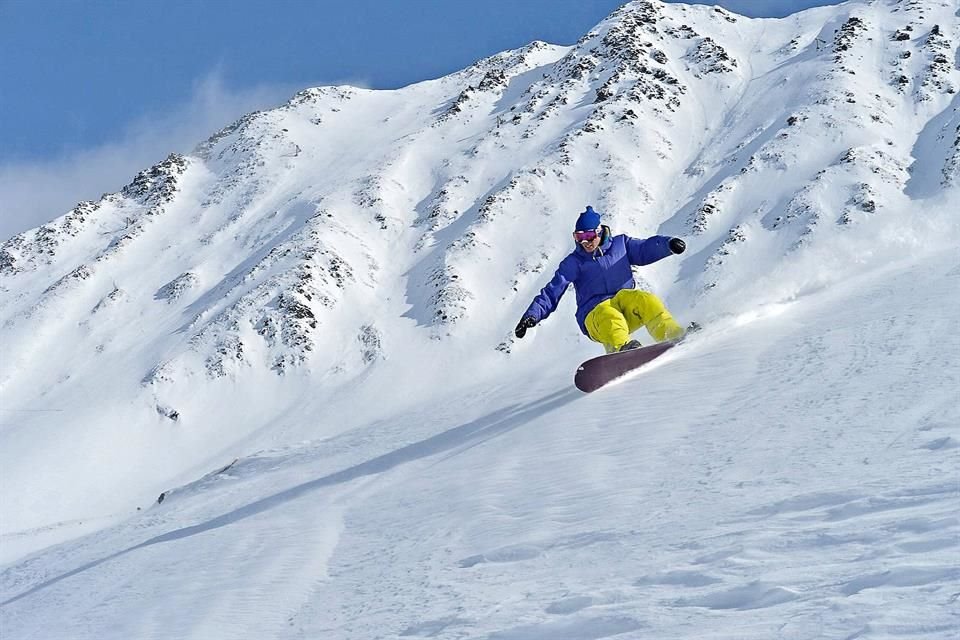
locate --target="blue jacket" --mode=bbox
[523,228,675,335]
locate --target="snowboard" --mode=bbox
[574,341,677,393]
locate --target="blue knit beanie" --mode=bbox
[575,206,601,231]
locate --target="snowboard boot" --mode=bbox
[618,339,643,352]
[680,321,702,342]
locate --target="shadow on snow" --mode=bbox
[1,387,579,607]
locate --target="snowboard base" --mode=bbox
[574,341,677,393]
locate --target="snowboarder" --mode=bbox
[514,205,688,353]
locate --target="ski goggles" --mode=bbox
[573,228,601,243]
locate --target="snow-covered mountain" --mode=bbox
[2,1,959,638]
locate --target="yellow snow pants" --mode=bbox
[584,289,684,353]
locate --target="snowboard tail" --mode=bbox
[574,341,676,393]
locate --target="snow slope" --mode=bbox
[2,1,959,638]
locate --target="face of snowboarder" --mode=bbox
[574,227,602,253]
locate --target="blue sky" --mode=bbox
[0,0,842,238]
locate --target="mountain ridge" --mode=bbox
[2,2,960,638]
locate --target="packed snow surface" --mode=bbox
[1,1,958,638]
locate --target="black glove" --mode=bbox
[669,237,686,254]
[514,316,537,339]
